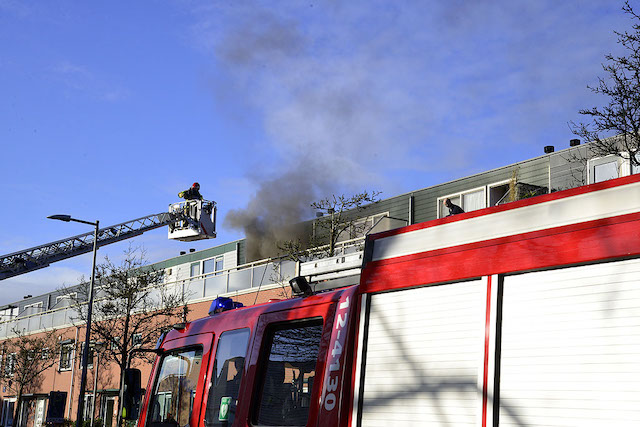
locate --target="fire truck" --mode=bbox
[124,174,640,426]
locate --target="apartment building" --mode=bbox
[0,137,637,427]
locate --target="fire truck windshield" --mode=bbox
[148,347,204,427]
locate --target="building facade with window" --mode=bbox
[0,138,638,426]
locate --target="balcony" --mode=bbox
[0,238,366,338]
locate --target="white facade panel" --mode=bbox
[499,259,640,426]
[360,279,485,426]
[223,250,237,270]
[372,179,640,262]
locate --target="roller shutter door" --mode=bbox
[360,279,485,426]
[499,258,640,426]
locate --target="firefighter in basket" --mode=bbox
[179,182,203,200]
[178,182,203,229]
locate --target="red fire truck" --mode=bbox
[125,174,640,426]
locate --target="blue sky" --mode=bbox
[0,0,631,304]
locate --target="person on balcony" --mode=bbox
[445,198,465,216]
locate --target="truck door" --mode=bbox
[203,328,251,426]
[144,333,213,427]
[245,305,332,427]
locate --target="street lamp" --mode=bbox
[48,214,99,427]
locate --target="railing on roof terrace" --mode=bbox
[172,236,365,300]
[0,237,367,338]
[176,257,297,302]
[0,306,77,339]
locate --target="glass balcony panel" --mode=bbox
[204,275,227,297]
[228,269,251,292]
[251,265,269,288]
[53,309,66,327]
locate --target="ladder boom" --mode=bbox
[0,212,176,280]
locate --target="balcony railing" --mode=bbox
[0,237,367,339]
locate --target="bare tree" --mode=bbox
[571,1,640,168]
[61,246,187,425]
[310,191,381,258]
[0,328,59,427]
[279,190,381,261]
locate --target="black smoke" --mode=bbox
[224,163,328,261]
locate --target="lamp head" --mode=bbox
[48,214,72,222]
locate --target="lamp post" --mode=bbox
[91,342,105,427]
[48,214,99,427]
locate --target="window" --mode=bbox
[0,306,17,322]
[335,212,390,242]
[353,212,389,239]
[100,396,117,427]
[439,195,461,218]
[587,152,640,183]
[215,257,224,275]
[589,155,619,183]
[205,329,250,426]
[489,181,512,206]
[132,333,143,347]
[594,161,618,182]
[22,302,43,316]
[462,189,485,211]
[204,259,214,276]
[83,394,94,421]
[438,187,486,218]
[633,151,640,175]
[204,257,224,277]
[4,353,16,376]
[2,399,15,427]
[24,302,43,309]
[190,262,200,278]
[59,342,74,371]
[148,347,204,427]
[110,337,120,351]
[81,343,96,369]
[254,320,324,426]
[55,293,76,307]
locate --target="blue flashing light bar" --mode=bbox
[209,297,244,316]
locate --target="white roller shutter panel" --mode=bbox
[499,259,640,426]
[360,279,485,426]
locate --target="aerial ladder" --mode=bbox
[0,199,216,280]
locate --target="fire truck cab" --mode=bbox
[127,286,356,427]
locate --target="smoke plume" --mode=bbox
[224,163,328,261]
[197,2,500,259]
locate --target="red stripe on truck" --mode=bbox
[362,211,640,293]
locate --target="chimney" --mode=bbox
[544,145,555,154]
[570,138,580,147]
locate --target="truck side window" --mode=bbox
[254,319,323,426]
[204,328,250,426]
[148,347,204,427]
